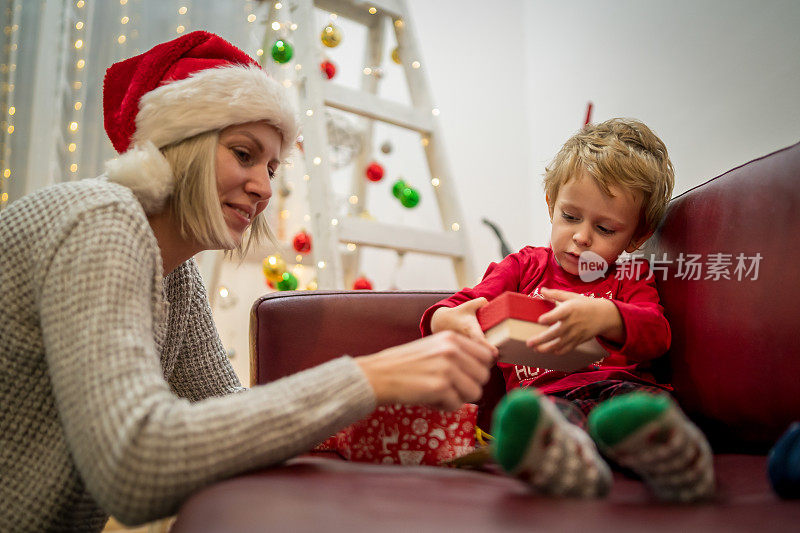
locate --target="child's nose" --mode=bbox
[573,227,591,247]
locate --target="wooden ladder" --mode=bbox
[263,0,475,289]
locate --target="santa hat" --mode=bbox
[103,31,299,213]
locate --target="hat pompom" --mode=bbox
[105,141,174,214]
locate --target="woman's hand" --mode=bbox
[429,298,499,356]
[356,331,496,411]
[526,288,624,355]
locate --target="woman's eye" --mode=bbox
[268,167,277,180]
[233,148,252,164]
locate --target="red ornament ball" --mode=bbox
[365,162,384,182]
[292,231,312,254]
[352,276,373,290]
[320,60,336,79]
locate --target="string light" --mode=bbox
[431,108,440,116]
[66,0,91,181]
[348,195,358,205]
[431,177,440,187]
[176,1,190,35]
[247,14,257,23]
[451,223,460,231]
[411,61,420,69]
[271,21,280,30]
[275,2,282,8]
[368,7,377,14]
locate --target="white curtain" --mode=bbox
[0,0,270,209]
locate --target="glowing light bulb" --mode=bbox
[368,7,377,14]
[68,143,77,152]
[451,223,460,231]
[431,177,440,187]
[247,14,257,23]
[74,39,83,49]
[272,21,280,30]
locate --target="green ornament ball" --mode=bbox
[392,179,407,199]
[271,40,294,64]
[400,187,420,208]
[277,271,298,291]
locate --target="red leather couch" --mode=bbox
[172,143,800,532]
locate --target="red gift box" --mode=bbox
[314,403,477,466]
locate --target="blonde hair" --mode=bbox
[543,118,674,240]
[160,131,273,257]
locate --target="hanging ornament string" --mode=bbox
[388,251,406,290]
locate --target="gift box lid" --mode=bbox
[476,292,554,332]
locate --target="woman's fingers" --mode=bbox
[359,331,494,410]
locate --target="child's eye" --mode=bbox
[561,211,578,221]
[597,225,615,235]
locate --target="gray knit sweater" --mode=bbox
[0,178,376,532]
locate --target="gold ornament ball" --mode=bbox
[321,24,342,48]
[391,47,401,64]
[262,254,287,283]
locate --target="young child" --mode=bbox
[420,118,715,502]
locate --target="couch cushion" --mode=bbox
[172,454,799,532]
[644,142,800,451]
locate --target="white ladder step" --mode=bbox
[315,0,403,24]
[338,217,466,258]
[324,83,433,133]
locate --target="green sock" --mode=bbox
[588,392,715,502]
[491,389,612,498]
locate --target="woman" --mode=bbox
[0,32,495,531]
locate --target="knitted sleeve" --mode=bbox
[39,203,376,526]
[165,260,246,401]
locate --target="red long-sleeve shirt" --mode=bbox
[420,247,672,395]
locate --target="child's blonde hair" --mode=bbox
[161,130,273,257]
[543,118,674,241]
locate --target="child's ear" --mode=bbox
[625,230,654,253]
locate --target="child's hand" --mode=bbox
[526,288,623,355]
[430,299,499,357]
